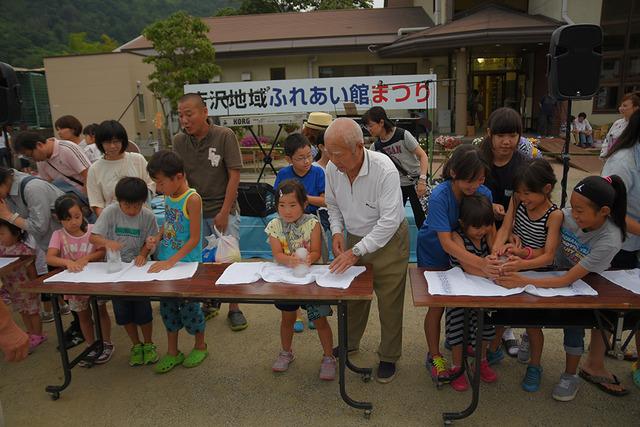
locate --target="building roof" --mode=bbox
[118,7,433,57]
[377,4,563,57]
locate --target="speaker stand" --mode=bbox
[560,98,572,208]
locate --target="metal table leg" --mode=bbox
[443,308,483,424]
[337,302,373,417]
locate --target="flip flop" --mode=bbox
[578,369,630,397]
[154,352,185,374]
[183,348,209,368]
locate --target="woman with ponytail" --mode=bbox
[498,175,629,401]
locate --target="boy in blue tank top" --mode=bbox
[146,150,206,373]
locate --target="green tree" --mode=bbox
[142,11,221,110]
[67,32,119,54]
[218,0,371,15]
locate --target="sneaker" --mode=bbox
[272,351,295,372]
[143,343,159,365]
[228,310,248,331]
[319,356,337,381]
[60,303,71,315]
[28,334,47,353]
[332,346,358,358]
[293,318,304,333]
[518,333,530,364]
[308,320,316,330]
[522,365,543,392]
[95,341,115,364]
[449,366,469,391]
[202,301,220,321]
[129,343,144,366]
[41,311,54,323]
[478,359,497,383]
[552,373,580,402]
[60,329,85,350]
[78,349,99,368]
[486,347,504,366]
[427,353,449,382]
[376,361,397,383]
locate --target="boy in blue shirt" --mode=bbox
[274,134,325,215]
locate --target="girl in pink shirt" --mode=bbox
[0,220,43,352]
[47,196,112,365]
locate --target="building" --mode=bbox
[44,0,613,141]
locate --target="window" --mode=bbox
[318,63,417,78]
[137,93,146,122]
[595,0,640,112]
[270,67,286,80]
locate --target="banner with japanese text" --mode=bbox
[185,74,437,116]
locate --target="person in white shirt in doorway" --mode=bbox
[325,118,409,384]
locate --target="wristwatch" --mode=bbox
[418,174,427,181]
[352,245,363,257]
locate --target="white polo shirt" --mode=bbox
[325,149,405,255]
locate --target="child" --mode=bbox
[491,159,563,391]
[274,133,326,333]
[573,113,593,148]
[498,175,629,401]
[82,123,102,163]
[266,179,336,380]
[145,150,206,373]
[47,195,110,365]
[90,177,159,366]
[416,144,501,385]
[446,194,498,391]
[0,220,44,352]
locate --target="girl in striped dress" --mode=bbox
[446,194,498,391]
[493,158,564,392]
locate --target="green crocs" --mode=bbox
[129,343,144,366]
[154,352,185,374]
[143,343,159,365]
[183,347,209,368]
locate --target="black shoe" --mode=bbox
[376,361,397,383]
[57,330,85,350]
[332,346,358,358]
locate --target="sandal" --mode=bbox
[154,352,185,374]
[183,347,208,368]
[578,368,630,397]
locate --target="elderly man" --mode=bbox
[173,93,247,331]
[325,118,409,383]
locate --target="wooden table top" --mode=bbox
[0,255,34,277]
[22,263,374,302]
[409,267,640,309]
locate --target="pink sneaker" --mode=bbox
[478,359,498,383]
[319,356,336,381]
[272,351,295,372]
[28,334,47,353]
[449,367,469,392]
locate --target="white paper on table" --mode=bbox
[0,257,19,269]
[215,262,366,289]
[599,269,640,295]
[44,262,199,283]
[215,262,268,285]
[424,267,597,297]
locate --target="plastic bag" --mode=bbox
[106,249,123,273]
[203,226,241,263]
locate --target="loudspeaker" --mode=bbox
[0,62,22,124]
[237,182,276,217]
[548,24,602,100]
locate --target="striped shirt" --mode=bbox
[450,229,489,266]
[512,202,558,249]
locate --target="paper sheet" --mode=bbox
[425,267,597,297]
[44,262,199,283]
[215,262,366,289]
[599,269,640,295]
[0,257,19,269]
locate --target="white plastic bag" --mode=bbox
[211,226,241,263]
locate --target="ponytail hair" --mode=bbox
[573,175,627,240]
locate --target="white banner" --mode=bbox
[185,74,437,116]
